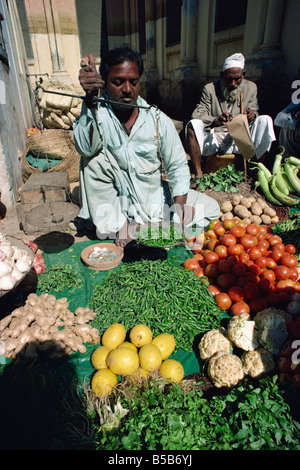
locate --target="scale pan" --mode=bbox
[25,202,79,228]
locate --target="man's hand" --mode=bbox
[79,54,104,98]
[174,195,195,226]
[212,112,233,127]
[244,108,256,123]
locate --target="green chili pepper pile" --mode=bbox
[89,259,222,352]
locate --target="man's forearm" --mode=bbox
[73,102,102,157]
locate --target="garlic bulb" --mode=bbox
[0,276,17,290]
[0,233,32,292]
[13,248,24,260]
[0,261,13,277]
[11,268,23,281]
[15,259,31,273]
[4,257,14,267]
[0,243,14,258]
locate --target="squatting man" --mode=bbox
[72,45,220,247]
[186,52,276,179]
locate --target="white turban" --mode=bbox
[223,53,245,71]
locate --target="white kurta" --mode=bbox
[189,115,275,159]
[73,96,220,237]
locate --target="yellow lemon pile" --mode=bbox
[90,323,184,397]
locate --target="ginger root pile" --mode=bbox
[0,293,100,360]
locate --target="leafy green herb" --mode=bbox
[90,259,222,352]
[137,224,185,247]
[92,375,300,450]
[196,163,244,192]
[37,263,83,293]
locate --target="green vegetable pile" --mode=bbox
[92,375,300,450]
[253,146,300,207]
[89,259,222,352]
[195,163,244,192]
[37,263,83,293]
[272,212,300,260]
[136,224,185,247]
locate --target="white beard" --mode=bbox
[223,84,242,103]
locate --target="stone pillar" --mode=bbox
[43,0,71,83]
[260,0,285,53]
[246,0,285,68]
[143,0,159,104]
[123,0,131,43]
[246,0,286,116]
[177,0,198,79]
[144,0,158,81]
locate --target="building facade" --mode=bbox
[21,0,300,120]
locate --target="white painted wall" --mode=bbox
[0,0,33,211]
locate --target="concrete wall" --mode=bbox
[24,0,82,89]
[0,0,33,211]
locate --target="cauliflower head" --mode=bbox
[208,351,244,388]
[241,348,275,378]
[254,308,291,328]
[198,327,232,360]
[253,308,290,355]
[227,312,259,351]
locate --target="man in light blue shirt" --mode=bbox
[274,102,300,157]
[73,45,219,247]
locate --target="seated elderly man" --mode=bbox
[274,102,300,157]
[186,53,276,178]
[72,45,220,247]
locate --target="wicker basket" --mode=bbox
[269,204,290,227]
[21,129,80,183]
[25,129,74,160]
[204,153,238,174]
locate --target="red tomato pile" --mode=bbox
[183,218,300,316]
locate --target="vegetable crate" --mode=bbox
[204,153,238,174]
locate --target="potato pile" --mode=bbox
[39,84,82,130]
[220,195,279,225]
[0,293,100,359]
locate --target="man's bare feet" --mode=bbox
[115,220,138,248]
[115,237,129,248]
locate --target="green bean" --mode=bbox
[89,259,222,352]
